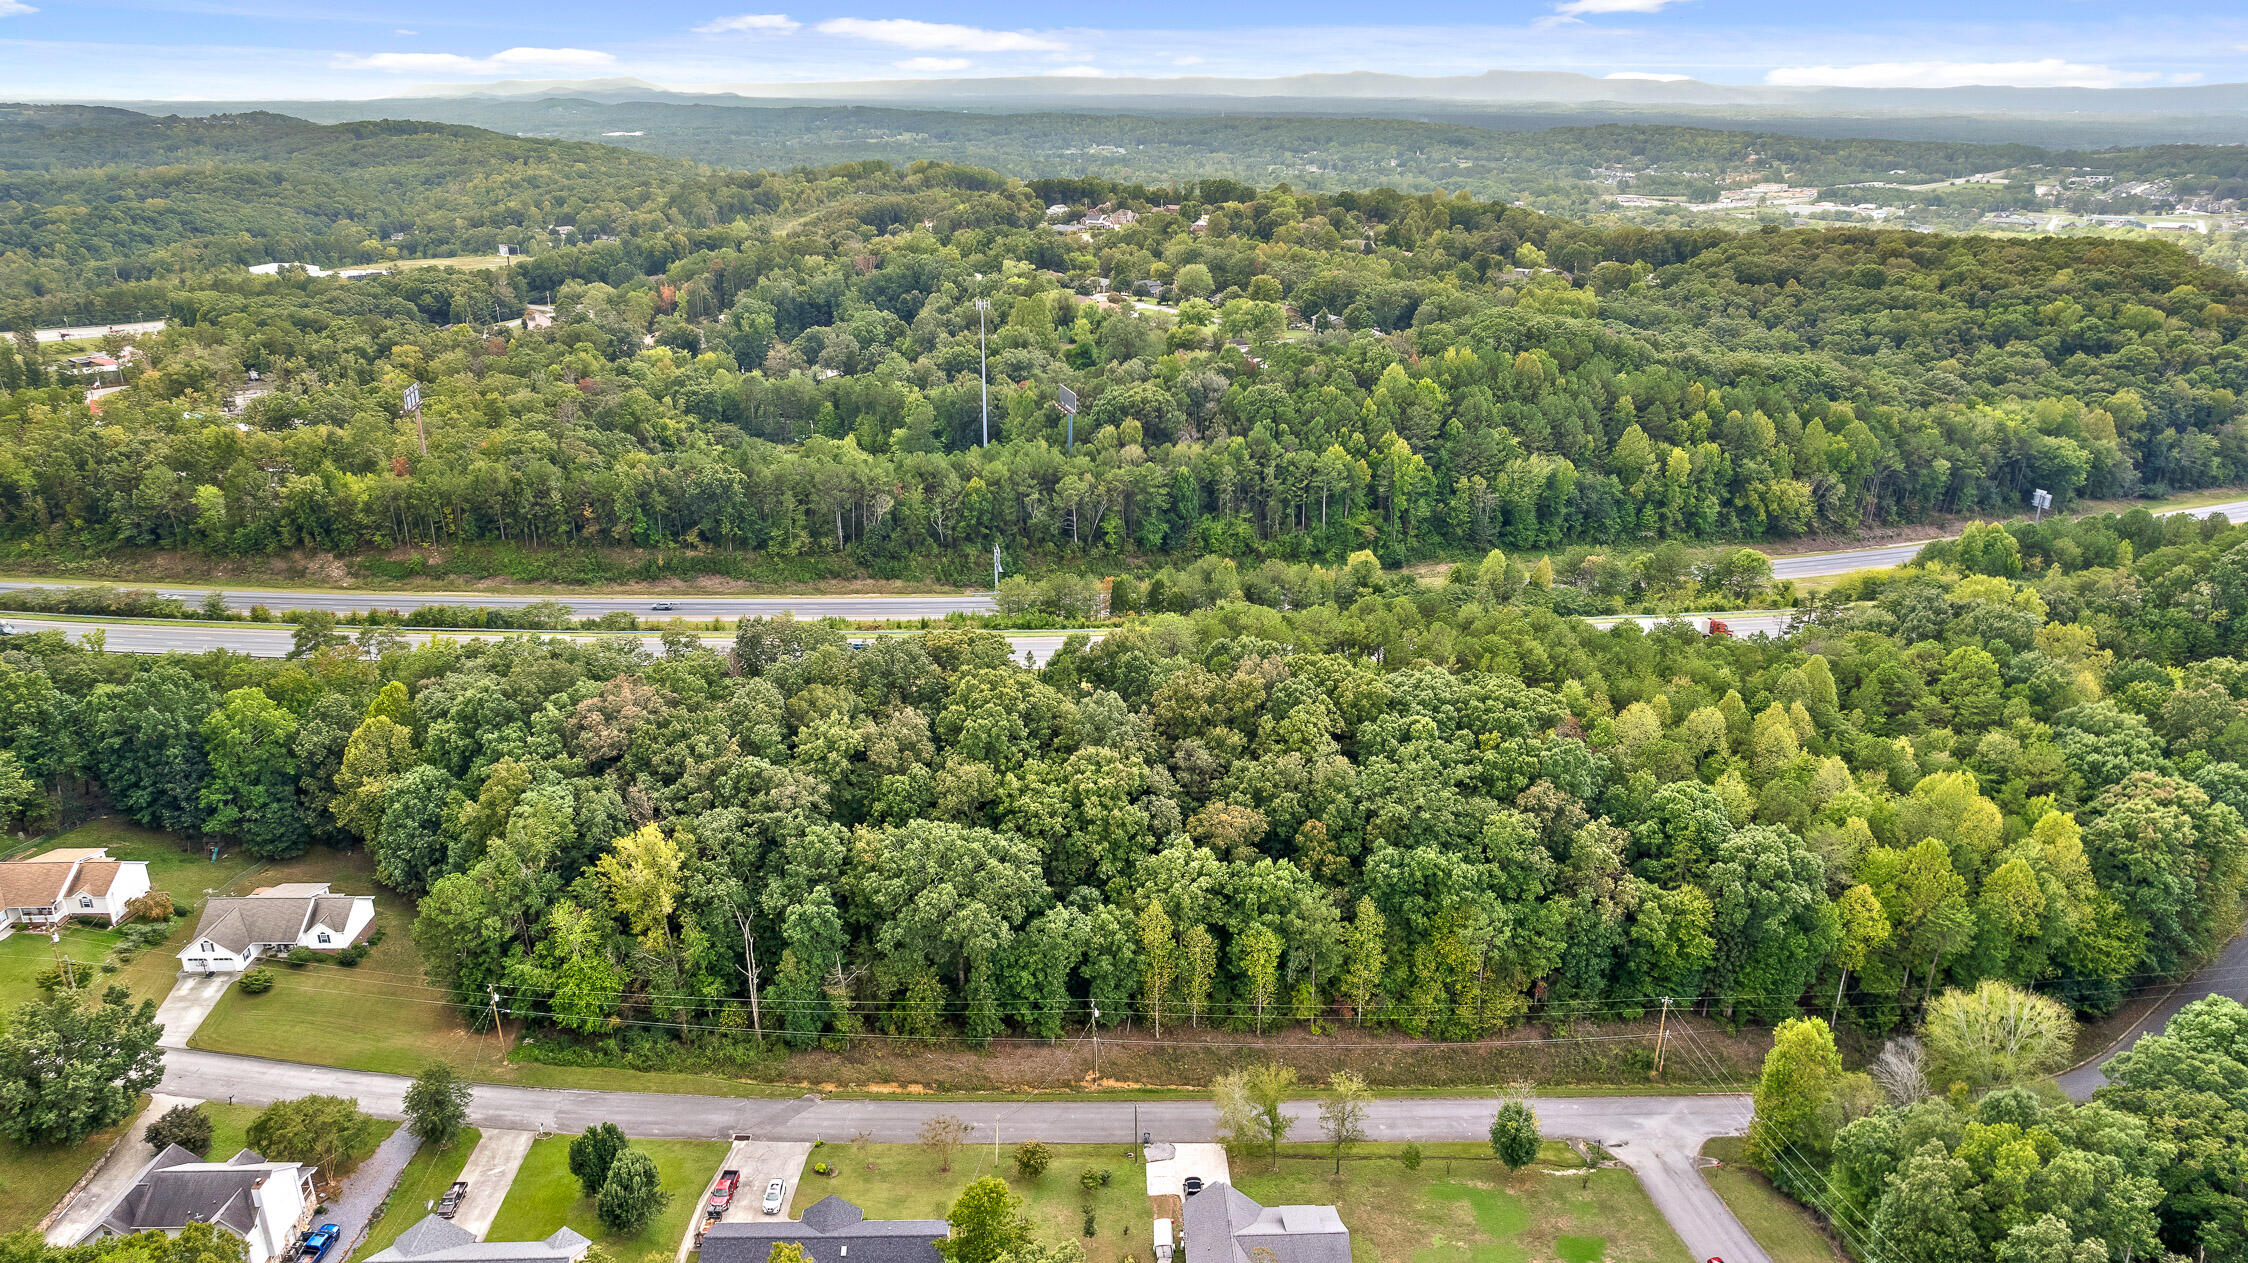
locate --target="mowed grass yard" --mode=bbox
[350,1129,482,1263]
[790,1144,1147,1263]
[1698,1139,1842,1263]
[1234,1143,1692,1263]
[184,849,515,1077]
[487,1136,727,1257]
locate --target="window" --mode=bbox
[201,941,213,952]
[316,932,331,945]
[79,896,92,908]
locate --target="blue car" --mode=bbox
[300,1224,340,1263]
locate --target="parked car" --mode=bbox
[1183,1176,1205,1196]
[438,1181,468,1219]
[761,1179,786,1215]
[707,1170,741,1218]
[299,1225,340,1263]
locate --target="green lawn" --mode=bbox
[487,1136,727,1256]
[1699,1139,1842,1263]
[0,1102,143,1232]
[1233,1148,1692,1263]
[350,1130,482,1263]
[790,1144,1147,1263]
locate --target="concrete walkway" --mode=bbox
[450,1129,534,1240]
[45,1094,199,1245]
[153,974,230,1049]
[323,1128,422,1259]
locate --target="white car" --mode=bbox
[761,1179,785,1215]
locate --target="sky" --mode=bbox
[1,0,2246,101]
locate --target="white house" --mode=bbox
[91,1147,316,1263]
[368,1216,591,1263]
[0,847,152,929]
[178,882,375,973]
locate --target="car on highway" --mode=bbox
[760,1178,785,1215]
[651,601,675,611]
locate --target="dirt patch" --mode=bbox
[700,1013,1768,1095]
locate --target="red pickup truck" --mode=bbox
[706,1171,741,1220]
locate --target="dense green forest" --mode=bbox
[2,134,2245,577]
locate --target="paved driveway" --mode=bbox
[677,1139,812,1262]
[154,974,230,1048]
[1143,1143,1229,1200]
[451,1129,535,1239]
[45,1094,198,1244]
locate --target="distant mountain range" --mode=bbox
[399,68,2248,118]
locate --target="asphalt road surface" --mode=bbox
[0,581,997,620]
[0,618,1098,667]
[31,319,167,343]
[1766,496,2248,579]
[2056,923,2248,1100]
[157,1047,1763,1263]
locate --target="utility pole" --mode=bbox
[975,298,991,446]
[487,987,506,1060]
[1090,1005,1100,1079]
[1653,997,1672,1080]
[993,540,1002,591]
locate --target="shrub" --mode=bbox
[237,969,275,995]
[337,945,367,966]
[287,947,319,967]
[145,1104,212,1156]
[1013,1139,1052,1179]
[595,1150,668,1233]
[1079,1167,1101,1193]
[123,891,174,923]
[1082,1210,1096,1237]
[1400,1142,1422,1171]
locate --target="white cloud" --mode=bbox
[694,13,799,35]
[1765,58,2159,89]
[1553,0,1684,14]
[0,1,38,16]
[1605,71,1689,80]
[1043,65,1104,76]
[894,56,968,72]
[336,46,616,73]
[814,17,1066,53]
[393,28,417,35]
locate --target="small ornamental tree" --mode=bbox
[1013,1139,1052,1179]
[404,1063,473,1148]
[1489,1099,1541,1171]
[595,1149,668,1233]
[569,1122,628,1199]
[145,1103,213,1156]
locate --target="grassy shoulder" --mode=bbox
[486,1136,726,1256]
[791,1143,1146,1263]
[1697,1138,1842,1263]
[0,1102,143,1233]
[1233,1142,1692,1263]
[350,1129,482,1263]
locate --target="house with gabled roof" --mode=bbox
[699,1195,948,1263]
[89,1146,315,1263]
[366,1214,591,1263]
[1182,1184,1350,1263]
[178,882,374,973]
[0,846,151,929]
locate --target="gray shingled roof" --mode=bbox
[190,896,315,955]
[100,1146,298,1240]
[367,1216,589,1263]
[699,1196,945,1263]
[1181,1184,1350,1263]
[310,897,357,933]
